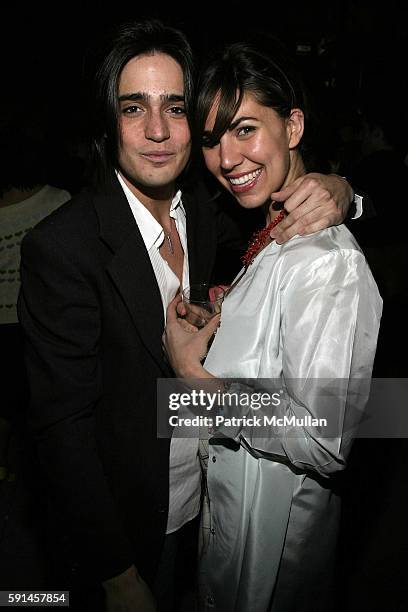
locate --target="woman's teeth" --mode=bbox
[229,169,261,186]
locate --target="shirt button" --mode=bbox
[212,456,216,463]
[210,527,215,535]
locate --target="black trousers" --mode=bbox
[154,516,199,612]
[67,516,200,612]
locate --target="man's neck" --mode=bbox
[118,171,177,226]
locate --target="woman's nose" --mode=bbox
[219,137,243,171]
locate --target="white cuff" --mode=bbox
[352,193,363,219]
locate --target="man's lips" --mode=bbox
[224,168,263,193]
[141,151,175,163]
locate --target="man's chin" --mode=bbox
[140,165,184,186]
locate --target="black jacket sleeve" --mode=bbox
[18,227,134,584]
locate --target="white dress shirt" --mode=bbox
[117,173,201,534]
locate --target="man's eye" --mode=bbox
[122,105,142,114]
[167,106,186,115]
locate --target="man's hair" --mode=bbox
[90,18,195,186]
[195,36,312,161]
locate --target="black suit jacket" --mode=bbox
[17,172,237,586]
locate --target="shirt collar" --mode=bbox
[117,172,184,251]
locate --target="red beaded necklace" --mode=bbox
[241,209,286,270]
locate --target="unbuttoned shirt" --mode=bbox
[117,173,201,534]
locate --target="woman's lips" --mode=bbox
[226,168,262,193]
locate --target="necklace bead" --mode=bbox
[241,209,286,270]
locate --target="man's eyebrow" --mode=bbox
[228,116,258,130]
[118,92,185,103]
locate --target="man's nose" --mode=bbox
[145,111,170,142]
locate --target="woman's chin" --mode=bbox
[232,191,267,210]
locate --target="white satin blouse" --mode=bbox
[202,225,382,611]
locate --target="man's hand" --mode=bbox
[270,173,353,243]
[103,565,156,612]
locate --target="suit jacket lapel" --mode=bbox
[93,173,167,371]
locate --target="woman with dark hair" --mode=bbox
[164,39,382,611]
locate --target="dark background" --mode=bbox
[1,0,407,192]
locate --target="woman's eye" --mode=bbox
[237,126,255,137]
[201,135,212,148]
[201,132,219,148]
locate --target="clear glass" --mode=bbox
[182,283,225,330]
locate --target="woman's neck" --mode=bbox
[267,154,305,223]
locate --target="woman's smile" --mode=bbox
[225,168,263,192]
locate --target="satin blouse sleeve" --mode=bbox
[237,248,382,477]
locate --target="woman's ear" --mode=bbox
[287,108,304,149]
